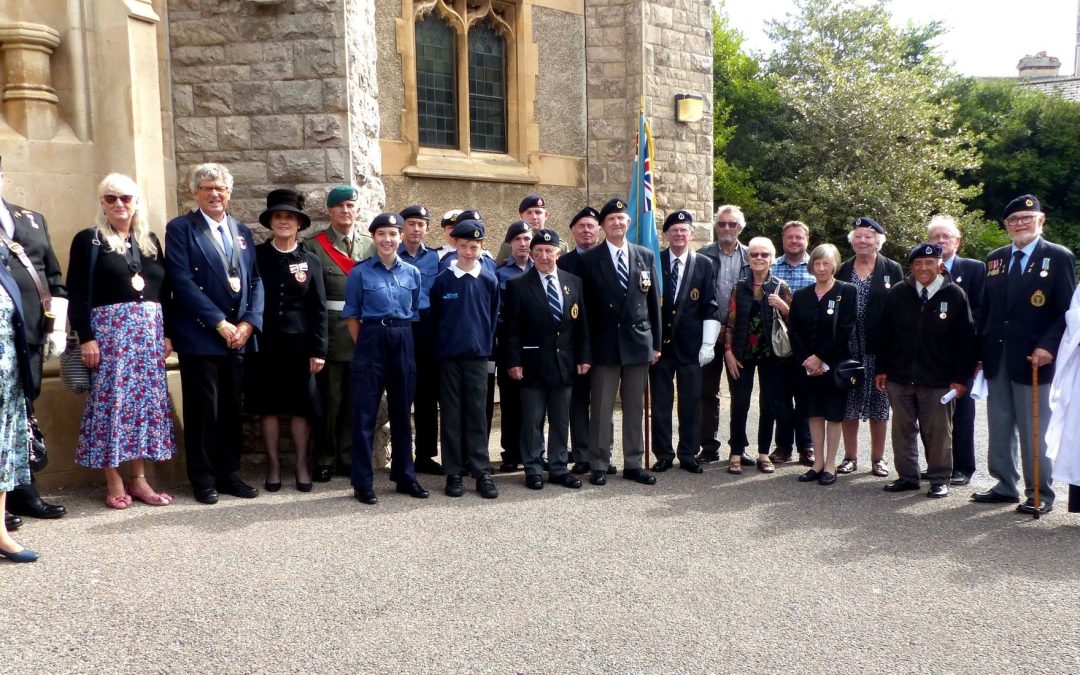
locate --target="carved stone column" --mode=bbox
[0,22,62,140]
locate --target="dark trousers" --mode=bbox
[314,360,352,468]
[950,383,976,476]
[700,357,731,454]
[178,353,245,489]
[440,358,492,478]
[412,316,439,460]
[772,358,813,453]
[498,367,523,464]
[520,385,572,477]
[728,356,790,456]
[649,354,702,464]
[350,325,417,490]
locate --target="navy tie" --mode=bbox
[1007,250,1025,302]
[218,224,233,259]
[671,258,681,296]
[546,274,562,322]
[920,287,928,305]
[616,249,629,290]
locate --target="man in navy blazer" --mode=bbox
[928,215,987,485]
[579,198,661,486]
[649,210,720,474]
[972,195,1076,515]
[165,163,264,504]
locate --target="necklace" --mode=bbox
[271,240,298,253]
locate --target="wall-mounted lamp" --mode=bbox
[674,93,704,123]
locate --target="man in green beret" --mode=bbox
[308,185,376,481]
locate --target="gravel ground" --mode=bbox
[4,399,1080,674]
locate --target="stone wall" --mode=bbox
[166,0,383,231]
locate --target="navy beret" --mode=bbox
[368,212,402,233]
[454,209,483,225]
[569,206,600,229]
[529,228,562,249]
[450,220,485,240]
[852,216,884,235]
[663,209,693,232]
[440,209,462,228]
[503,220,531,244]
[399,204,429,221]
[1003,194,1041,220]
[599,197,628,222]
[907,242,942,265]
[518,194,545,212]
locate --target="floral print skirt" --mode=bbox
[76,302,176,469]
[0,287,29,492]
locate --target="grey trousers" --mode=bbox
[520,385,572,477]
[589,363,648,472]
[986,362,1054,505]
[886,382,953,484]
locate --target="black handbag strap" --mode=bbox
[88,228,100,308]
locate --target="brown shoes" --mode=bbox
[756,456,776,473]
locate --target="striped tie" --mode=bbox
[546,274,562,322]
[671,258,680,296]
[616,249,629,290]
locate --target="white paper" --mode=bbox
[970,370,988,401]
[940,388,958,404]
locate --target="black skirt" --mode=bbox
[803,369,847,423]
[244,332,322,418]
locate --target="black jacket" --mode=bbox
[789,281,857,367]
[503,268,590,387]
[946,256,987,336]
[580,242,661,366]
[722,273,792,360]
[2,200,66,345]
[836,254,903,356]
[659,249,718,365]
[255,242,328,358]
[878,275,977,387]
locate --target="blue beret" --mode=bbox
[663,209,693,232]
[450,220,485,240]
[454,209,483,225]
[599,197,628,222]
[399,204,429,221]
[530,228,562,249]
[368,212,402,233]
[518,194,545,212]
[503,220,531,243]
[907,242,942,265]
[569,206,600,229]
[326,185,358,208]
[1003,194,1041,220]
[852,216,884,235]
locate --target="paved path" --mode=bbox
[5,401,1080,673]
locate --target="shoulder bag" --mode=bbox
[60,230,99,394]
[829,286,864,391]
[767,279,792,358]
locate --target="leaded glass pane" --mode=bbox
[416,14,457,148]
[468,23,507,153]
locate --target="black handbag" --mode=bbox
[60,230,99,394]
[27,403,47,472]
[832,358,865,391]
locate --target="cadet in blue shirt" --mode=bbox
[342,212,428,505]
[398,204,445,476]
[494,220,533,472]
[429,219,501,499]
[438,209,498,274]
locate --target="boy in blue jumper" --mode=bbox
[429,218,501,498]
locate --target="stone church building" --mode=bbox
[0,0,713,487]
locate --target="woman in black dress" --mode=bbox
[788,244,857,485]
[246,189,327,492]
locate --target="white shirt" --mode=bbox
[541,269,562,311]
[606,239,629,271]
[915,275,945,299]
[450,260,481,279]
[200,209,232,256]
[669,250,688,296]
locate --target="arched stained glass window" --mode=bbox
[415,14,457,148]
[467,22,507,153]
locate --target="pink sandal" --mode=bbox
[127,486,173,506]
[105,493,132,509]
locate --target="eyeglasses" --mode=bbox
[103,194,134,205]
[748,252,771,259]
[1004,214,1037,227]
[198,185,229,194]
[715,220,741,229]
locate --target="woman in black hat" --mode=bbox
[245,189,328,492]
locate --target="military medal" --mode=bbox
[639,270,652,292]
[1031,290,1046,307]
[827,299,835,315]
[289,261,309,283]
[229,275,242,293]
[939,301,947,320]
[570,303,579,319]
[955,276,962,283]
[883,275,891,289]
[123,234,145,292]
[131,273,145,291]
[1040,258,1050,278]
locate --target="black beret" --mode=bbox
[529,228,562,249]
[852,216,884,235]
[1002,194,1042,220]
[454,209,483,225]
[569,206,600,229]
[503,220,531,243]
[662,209,693,232]
[441,209,462,228]
[599,197,628,222]
[450,220,485,241]
[907,242,942,265]
[399,204,429,221]
[368,212,402,233]
[518,194,545,212]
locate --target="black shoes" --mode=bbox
[7,494,66,519]
[680,460,704,474]
[499,462,522,473]
[696,450,721,464]
[445,475,464,498]
[1017,499,1052,515]
[354,488,378,505]
[477,475,499,499]
[396,481,429,499]
[194,487,219,505]
[971,490,1020,504]
[296,480,313,493]
[818,472,837,486]
[313,465,334,482]
[264,480,282,493]
[927,484,948,498]
[549,473,582,489]
[798,469,821,482]
[606,464,618,475]
[623,468,657,485]
[216,477,259,499]
[651,458,674,472]
[413,457,445,476]
[883,479,920,493]
[589,470,607,486]
[950,471,971,486]
[570,461,590,475]
[5,511,22,530]
[525,475,544,490]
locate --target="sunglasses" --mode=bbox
[748,252,771,259]
[103,194,134,205]
[715,220,741,229]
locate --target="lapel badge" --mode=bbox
[570,302,579,319]
[690,288,700,301]
[25,213,38,228]
[238,236,247,250]
[1031,290,1046,307]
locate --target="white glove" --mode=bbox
[698,319,722,367]
[45,330,67,360]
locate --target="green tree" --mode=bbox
[746,0,981,258]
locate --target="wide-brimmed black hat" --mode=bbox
[259,188,310,230]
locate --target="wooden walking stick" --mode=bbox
[1032,364,1042,520]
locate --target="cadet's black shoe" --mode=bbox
[571,462,590,475]
[499,462,521,474]
[313,465,334,482]
[396,481,429,499]
[1017,499,1052,515]
[413,458,445,476]
[680,460,704,474]
[5,511,22,531]
[883,479,920,493]
[354,488,378,505]
[927,484,949,498]
[696,450,721,464]
[549,473,582,489]
[971,490,1020,504]
[623,468,657,485]
[950,471,971,486]
[477,475,499,499]
[606,464,618,475]
[651,458,674,472]
[525,475,544,490]
[589,471,607,486]
[445,475,464,498]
